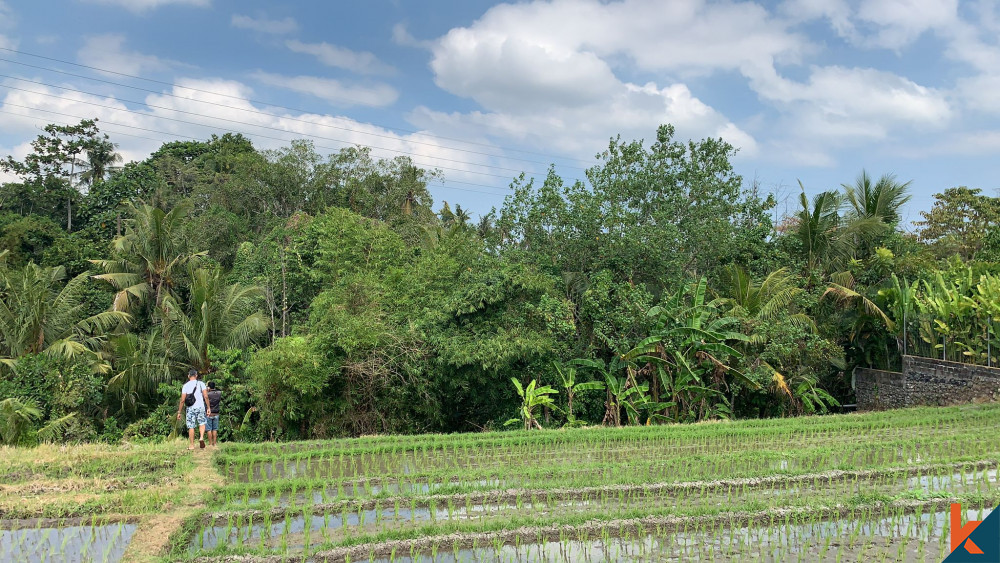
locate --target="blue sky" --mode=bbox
[1,0,999,224]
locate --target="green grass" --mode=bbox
[5,403,1000,562]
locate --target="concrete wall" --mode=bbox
[855,356,1000,411]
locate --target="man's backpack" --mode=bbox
[184,383,199,407]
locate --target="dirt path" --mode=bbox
[124,443,222,562]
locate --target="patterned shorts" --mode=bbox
[185,407,207,429]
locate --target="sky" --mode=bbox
[1,0,999,225]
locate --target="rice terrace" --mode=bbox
[7,0,1000,561]
[1,403,997,561]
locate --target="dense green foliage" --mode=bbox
[1,119,997,444]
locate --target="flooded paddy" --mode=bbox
[0,520,137,563]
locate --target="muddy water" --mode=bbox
[221,464,999,509]
[0,522,137,563]
[224,435,988,482]
[193,466,999,554]
[364,508,988,562]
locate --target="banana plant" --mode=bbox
[505,378,559,430]
[877,274,918,355]
[625,278,752,422]
[551,361,604,422]
[570,356,672,426]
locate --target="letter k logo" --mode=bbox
[952,503,984,555]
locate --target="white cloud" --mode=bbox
[0,34,16,51]
[780,0,856,39]
[286,40,394,75]
[391,23,431,49]
[746,64,951,130]
[423,0,815,158]
[77,34,171,76]
[79,0,210,14]
[231,14,298,35]
[855,0,958,49]
[433,0,806,76]
[956,73,1000,114]
[251,71,398,107]
[409,80,757,159]
[0,77,506,192]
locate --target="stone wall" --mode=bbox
[855,356,1000,410]
[854,368,905,411]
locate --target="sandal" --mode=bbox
[199,439,206,449]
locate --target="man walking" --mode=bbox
[205,381,223,447]
[177,369,211,450]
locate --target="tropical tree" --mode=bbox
[551,360,604,422]
[0,397,42,445]
[91,202,207,313]
[79,138,124,187]
[716,265,812,343]
[0,263,128,372]
[843,170,912,227]
[823,271,895,368]
[625,278,751,422]
[507,378,559,430]
[794,183,888,271]
[916,187,1000,260]
[795,187,844,271]
[160,267,269,372]
[104,330,175,414]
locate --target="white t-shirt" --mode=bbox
[183,380,206,410]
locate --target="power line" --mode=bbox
[0,103,516,196]
[0,83,525,186]
[0,46,598,168]
[0,80,525,180]
[0,59,580,175]
[3,106,509,196]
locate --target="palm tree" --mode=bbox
[716,265,814,344]
[795,184,887,271]
[79,139,123,187]
[843,170,912,227]
[91,202,207,313]
[453,204,471,229]
[105,330,176,414]
[0,263,129,372]
[824,271,896,368]
[795,186,844,271]
[160,267,269,372]
[0,397,42,445]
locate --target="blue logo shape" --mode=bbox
[944,505,1000,562]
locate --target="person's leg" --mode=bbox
[185,409,198,449]
[198,423,206,447]
[210,430,217,446]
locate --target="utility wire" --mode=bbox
[0,46,598,167]
[0,59,578,174]
[2,109,512,198]
[0,84,524,186]
[0,103,516,196]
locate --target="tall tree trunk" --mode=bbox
[280,246,288,338]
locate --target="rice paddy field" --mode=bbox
[3,403,1000,562]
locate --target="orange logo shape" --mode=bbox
[952,503,985,554]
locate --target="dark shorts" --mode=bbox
[205,415,219,432]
